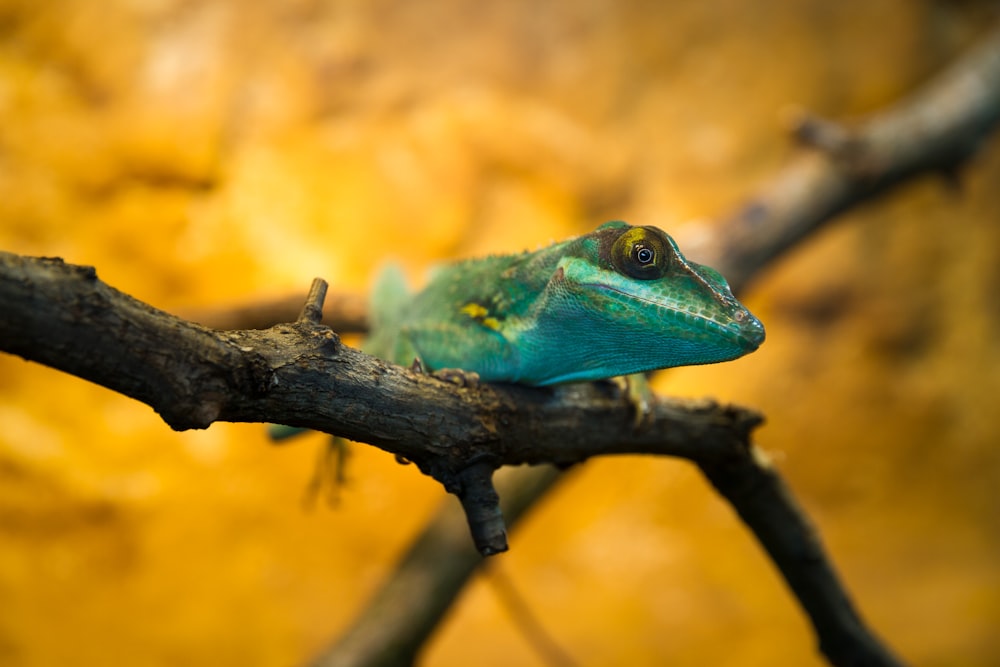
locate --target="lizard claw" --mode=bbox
[301,435,351,510]
[433,367,482,388]
[620,373,655,430]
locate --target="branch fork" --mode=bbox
[292,279,512,553]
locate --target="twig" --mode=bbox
[485,561,580,667]
[298,278,329,325]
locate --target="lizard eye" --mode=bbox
[611,227,670,280]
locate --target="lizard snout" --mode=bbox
[734,308,766,349]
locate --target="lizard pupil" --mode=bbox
[634,245,654,265]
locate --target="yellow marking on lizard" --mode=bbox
[460,302,501,330]
[460,302,489,319]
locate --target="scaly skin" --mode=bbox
[365,221,764,385]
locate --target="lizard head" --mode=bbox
[536,221,764,379]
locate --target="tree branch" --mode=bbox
[0,249,762,556]
[689,25,1000,289]
[0,255,272,431]
[699,450,902,667]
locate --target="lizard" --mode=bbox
[363,220,764,384]
[270,220,764,447]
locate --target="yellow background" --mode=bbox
[1,1,998,665]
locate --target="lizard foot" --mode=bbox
[301,435,350,510]
[620,373,655,430]
[433,367,482,388]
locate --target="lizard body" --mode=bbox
[364,221,764,384]
[268,221,763,446]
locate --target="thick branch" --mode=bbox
[0,252,761,474]
[1,249,766,560]
[0,255,272,430]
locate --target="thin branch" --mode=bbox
[298,278,329,325]
[313,466,565,667]
[484,562,580,667]
[698,449,902,667]
[694,24,1000,288]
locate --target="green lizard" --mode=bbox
[288,223,762,564]
[271,221,763,446]
[364,220,764,383]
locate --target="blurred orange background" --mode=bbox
[1,1,999,665]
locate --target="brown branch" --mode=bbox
[0,256,271,431]
[697,24,1000,288]
[0,253,761,463]
[699,450,902,667]
[310,23,1000,667]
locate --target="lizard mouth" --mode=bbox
[585,282,764,347]
[734,309,766,348]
